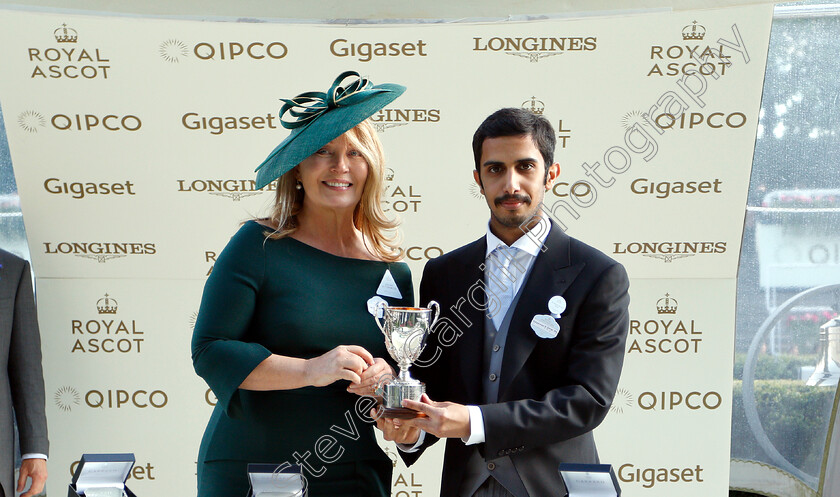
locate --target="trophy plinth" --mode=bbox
[374,303,439,419]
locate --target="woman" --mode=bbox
[191,71,413,497]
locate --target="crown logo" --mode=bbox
[682,21,705,41]
[656,293,678,314]
[384,168,395,181]
[522,96,545,115]
[54,23,78,43]
[96,293,118,314]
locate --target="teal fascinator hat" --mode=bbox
[254,70,406,190]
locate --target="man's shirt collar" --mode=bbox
[485,215,551,259]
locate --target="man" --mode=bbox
[0,249,48,497]
[377,108,630,496]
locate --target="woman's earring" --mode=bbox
[295,181,303,190]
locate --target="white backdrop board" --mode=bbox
[0,6,772,496]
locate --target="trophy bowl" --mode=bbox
[374,302,439,419]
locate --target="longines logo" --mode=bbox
[44,178,137,199]
[329,38,428,63]
[382,168,422,214]
[43,241,157,262]
[627,293,702,355]
[158,39,288,63]
[17,110,141,132]
[181,112,279,135]
[28,23,112,79]
[54,387,169,410]
[612,241,726,262]
[521,97,572,148]
[646,21,731,77]
[369,108,440,133]
[54,386,80,412]
[176,178,278,201]
[71,293,145,354]
[472,36,597,62]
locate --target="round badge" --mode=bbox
[531,314,560,339]
[548,296,566,317]
[367,296,388,318]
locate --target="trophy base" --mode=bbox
[380,406,429,419]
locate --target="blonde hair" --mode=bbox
[260,119,402,262]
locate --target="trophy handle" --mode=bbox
[427,300,440,328]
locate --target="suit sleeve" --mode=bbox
[479,262,630,459]
[397,258,444,466]
[191,225,272,418]
[8,260,49,456]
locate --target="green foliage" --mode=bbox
[732,380,836,476]
[733,353,817,381]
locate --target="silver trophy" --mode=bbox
[374,302,440,418]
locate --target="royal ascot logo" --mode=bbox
[612,241,727,263]
[522,96,545,115]
[329,38,428,63]
[181,112,280,135]
[17,111,46,133]
[393,471,424,494]
[646,21,731,77]
[71,293,145,354]
[472,35,597,62]
[369,108,440,133]
[381,168,423,215]
[618,463,706,489]
[28,23,112,79]
[627,293,703,355]
[176,178,277,201]
[521,96,572,148]
[43,241,157,262]
[656,293,677,314]
[17,110,142,133]
[203,251,218,276]
[54,386,81,412]
[609,388,635,414]
[683,20,706,41]
[158,38,288,63]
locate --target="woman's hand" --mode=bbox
[347,357,395,397]
[304,345,375,387]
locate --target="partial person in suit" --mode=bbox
[377,108,631,497]
[0,249,49,497]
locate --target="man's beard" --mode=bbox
[491,193,540,228]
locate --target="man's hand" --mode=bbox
[401,394,471,439]
[18,458,47,497]
[371,408,421,445]
[347,358,394,397]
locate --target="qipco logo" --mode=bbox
[51,114,142,132]
[85,389,168,409]
[637,391,721,411]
